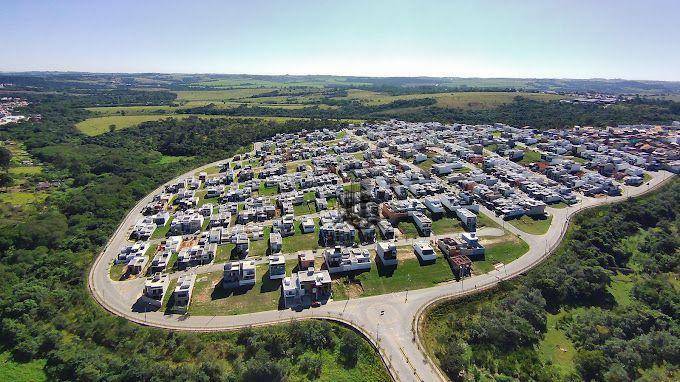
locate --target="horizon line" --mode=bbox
[0,70,678,84]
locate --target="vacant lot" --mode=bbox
[508,214,553,235]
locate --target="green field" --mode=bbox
[0,191,48,206]
[282,219,320,253]
[340,89,565,109]
[332,254,453,300]
[77,112,363,136]
[0,351,46,382]
[473,233,530,273]
[431,217,466,235]
[188,264,284,316]
[508,214,553,235]
[519,149,544,164]
[537,310,577,376]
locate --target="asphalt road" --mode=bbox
[88,138,675,382]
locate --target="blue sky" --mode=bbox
[2,0,678,80]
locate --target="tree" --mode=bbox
[108,124,117,132]
[338,330,360,367]
[0,146,11,169]
[575,349,608,381]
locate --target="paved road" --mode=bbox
[88,138,675,382]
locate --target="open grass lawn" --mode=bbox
[151,217,173,239]
[608,273,635,307]
[416,158,434,172]
[538,310,576,377]
[341,90,564,109]
[0,351,46,382]
[76,115,184,136]
[398,221,422,238]
[473,233,530,273]
[477,211,500,229]
[188,265,283,316]
[643,172,652,183]
[431,217,465,235]
[8,165,42,175]
[258,182,279,196]
[214,243,237,263]
[198,196,219,207]
[160,279,177,312]
[0,191,48,206]
[293,201,317,216]
[550,202,570,209]
[249,227,271,257]
[519,149,543,164]
[282,219,320,253]
[508,214,553,235]
[332,254,453,300]
[109,261,127,281]
[157,155,194,165]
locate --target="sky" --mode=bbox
[1,0,679,80]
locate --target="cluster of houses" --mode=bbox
[114,118,673,312]
[0,97,30,126]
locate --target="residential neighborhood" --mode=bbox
[106,120,677,315]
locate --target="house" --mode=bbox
[281,267,333,308]
[437,233,485,261]
[142,273,169,308]
[296,267,332,305]
[298,251,315,270]
[413,241,437,262]
[176,245,214,268]
[378,220,395,239]
[234,232,250,258]
[150,250,172,273]
[323,246,371,273]
[319,222,356,247]
[127,255,148,275]
[268,255,286,279]
[411,211,432,236]
[455,208,477,231]
[209,227,222,243]
[273,214,295,237]
[301,217,315,234]
[269,231,283,254]
[449,255,472,278]
[315,197,328,210]
[223,260,257,287]
[376,241,398,266]
[172,273,196,311]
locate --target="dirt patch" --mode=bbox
[193,275,217,303]
[480,233,520,246]
[396,246,417,260]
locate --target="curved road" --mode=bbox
[88,146,675,382]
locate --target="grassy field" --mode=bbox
[214,243,237,263]
[0,351,46,382]
[519,149,544,164]
[151,218,173,239]
[77,112,363,136]
[537,310,577,376]
[508,214,553,235]
[188,264,283,315]
[0,191,48,206]
[340,90,564,109]
[431,217,466,235]
[282,219,320,253]
[473,232,530,273]
[397,221,422,238]
[332,253,453,300]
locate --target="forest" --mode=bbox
[424,179,679,381]
[181,97,680,129]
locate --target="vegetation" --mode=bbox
[423,179,680,381]
[0,90,387,381]
[507,214,553,235]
